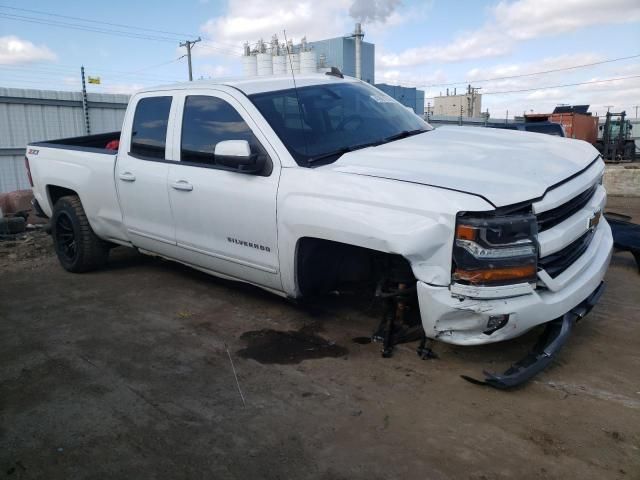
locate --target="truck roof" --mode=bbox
[142,73,359,96]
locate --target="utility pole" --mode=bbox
[605,105,613,113]
[633,105,639,119]
[80,66,90,135]
[179,37,201,81]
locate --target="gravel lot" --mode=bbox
[1,197,639,480]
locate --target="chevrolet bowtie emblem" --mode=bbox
[588,209,602,230]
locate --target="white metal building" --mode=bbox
[0,87,129,193]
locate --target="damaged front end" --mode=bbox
[461,282,605,389]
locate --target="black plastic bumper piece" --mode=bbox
[605,212,640,272]
[461,282,605,390]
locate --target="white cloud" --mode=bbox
[378,29,509,67]
[494,0,640,40]
[379,0,640,67]
[0,35,56,65]
[199,0,350,51]
[478,61,640,118]
[199,64,232,78]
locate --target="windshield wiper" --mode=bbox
[382,128,429,143]
[307,139,386,165]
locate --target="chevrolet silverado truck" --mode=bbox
[25,73,612,388]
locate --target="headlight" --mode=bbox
[453,213,538,286]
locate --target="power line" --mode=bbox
[388,54,640,89]
[0,13,180,42]
[0,12,241,55]
[0,4,197,38]
[470,75,640,96]
[0,4,245,51]
[1,63,183,83]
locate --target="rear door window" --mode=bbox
[130,96,172,159]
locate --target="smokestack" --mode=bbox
[354,23,363,80]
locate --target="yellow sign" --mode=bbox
[88,76,101,84]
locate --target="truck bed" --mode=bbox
[27,132,128,245]
[32,131,121,153]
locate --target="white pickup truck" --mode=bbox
[26,73,612,388]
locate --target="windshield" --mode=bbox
[249,81,432,166]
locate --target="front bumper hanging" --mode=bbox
[462,281,605,390]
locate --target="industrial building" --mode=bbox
[308,35,375,83]
[374,84,425,115]
[240,24,430,113]
[241,24,374,83]
[433,86,482,117]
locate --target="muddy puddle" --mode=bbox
[237,329,348,364]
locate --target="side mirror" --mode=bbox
[214,140,264,174]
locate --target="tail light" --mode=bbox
[24,156,34,187]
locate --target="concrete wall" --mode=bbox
[0,87,129,193]
[604,164,640,197]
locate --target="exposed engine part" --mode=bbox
[372,257,425,358]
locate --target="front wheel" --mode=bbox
[51,195,109,272]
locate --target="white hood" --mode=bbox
[327,126,600,207]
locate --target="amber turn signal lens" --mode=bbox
[455,224,477,241]
[454,264,536,284]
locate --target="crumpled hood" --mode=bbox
[327,126,599,207]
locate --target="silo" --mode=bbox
[256,53,273,76]
[272,54,286,75]
[242,54,257,77]
[300,50,317,74]
[287,53,300,74]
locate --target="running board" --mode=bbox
[462,282,605,390]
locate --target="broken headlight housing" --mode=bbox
[452,213,538,286]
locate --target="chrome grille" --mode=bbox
[536,184,597,232]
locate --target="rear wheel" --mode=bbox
[51,195,109,272]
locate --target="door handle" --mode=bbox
[171,180,193,192]
[119,172,136,182]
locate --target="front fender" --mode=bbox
[276,167,492,296]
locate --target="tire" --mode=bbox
[51,195,109,272]
[624,142,636,162]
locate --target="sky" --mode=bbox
[1,0,639,118]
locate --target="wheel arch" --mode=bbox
[47,185,80,210]
[293,236,414,298]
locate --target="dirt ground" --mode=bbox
[1,197,639,480]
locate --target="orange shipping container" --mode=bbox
[549,113,598,144]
